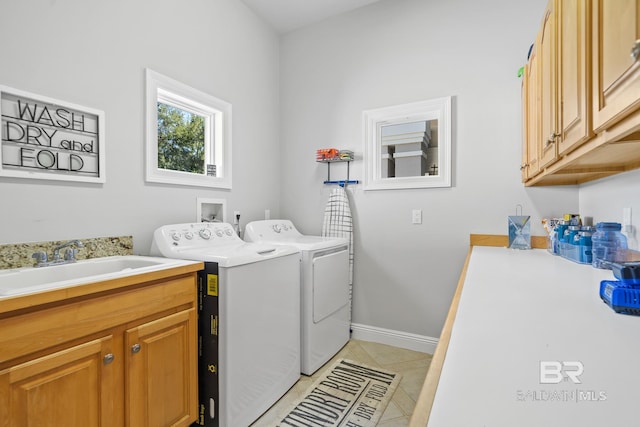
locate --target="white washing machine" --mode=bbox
[150,222,300,427]
[244,219,351,375]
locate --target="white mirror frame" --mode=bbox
[145,69,232,189]
[363,96,451,190]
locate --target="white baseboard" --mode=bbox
[350,323,439,354]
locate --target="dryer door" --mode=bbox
[312,247,349,323]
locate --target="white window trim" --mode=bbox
[363,97,452,190]
[145,68,232,189]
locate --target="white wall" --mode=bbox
[279,0,579,339]
[0,0,281,252]
[3,0,624,345]
[579,169,640,250]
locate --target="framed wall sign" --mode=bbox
[0,85,105,183]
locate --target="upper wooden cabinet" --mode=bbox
[557,0,593,155]
[522,0,640,186]
[592,0,640,131]
[521,56,541,181]
[538,1,559,170]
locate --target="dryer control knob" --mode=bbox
[171,232,181,241]
[215,229,224,237]
[199,229,212,239]
[184,231,194,240]
[272,224,281,233]
[225,228,233,236]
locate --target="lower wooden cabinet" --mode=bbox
[1,336,116,427]
[0,273,199,427]
[126,309,197,427]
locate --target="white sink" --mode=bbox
[0,255,198,297]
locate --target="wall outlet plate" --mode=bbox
[412,209,422,224]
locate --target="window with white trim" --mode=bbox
[145,69,231,189]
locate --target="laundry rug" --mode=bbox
[276,359,401,427]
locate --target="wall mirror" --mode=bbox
[363,96,451,190]
[145,69,232,189]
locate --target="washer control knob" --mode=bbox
[272,224,281,233]
[215,229,224,237]
[184,231,194,240]
[199,228,212,239]
[225,228,233,236]
[171,232,181,241]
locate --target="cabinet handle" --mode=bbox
[632,40,640,62]
[131,343,141,354]
[103,353,115,365]
[546,132,560,146]
[520,164,527,171]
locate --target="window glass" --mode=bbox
[157,102,206,174]
[145,69,231,188]
[364,97,451,190]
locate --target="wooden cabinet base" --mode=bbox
[0,267,201,427]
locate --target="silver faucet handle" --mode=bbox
[64,248,80,261]
[32,251,48,264]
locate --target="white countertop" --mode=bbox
[427,246,640,427]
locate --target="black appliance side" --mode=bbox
[192,262,219,427]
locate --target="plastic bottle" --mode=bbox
[547,227,558,255]
[554,221,569,255]
[592,222,628,269]
[578,229,593,264]
[565,226,581,261]
[560,225,580,258]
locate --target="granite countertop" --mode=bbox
[0,236,133,270]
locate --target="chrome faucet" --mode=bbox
[53,239,84,261]
[32,240,84,267]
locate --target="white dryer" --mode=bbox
[244,219,351,375]
[150,222,300,427]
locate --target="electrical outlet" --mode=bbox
[412,209,422,224]
[233,211,240,224]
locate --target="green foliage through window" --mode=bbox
[157,103,206,174]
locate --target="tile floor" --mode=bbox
[251,339,433,426]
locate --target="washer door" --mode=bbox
[312,248,350,323]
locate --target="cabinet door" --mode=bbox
[538,0,559,169]
[524,47,541,180]
[521,63,530,182]
[592,0,640,131]
[125,309,197,427]
[0,336,115,427]
[557,0,593,155]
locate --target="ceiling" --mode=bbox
[240,0,383,33]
